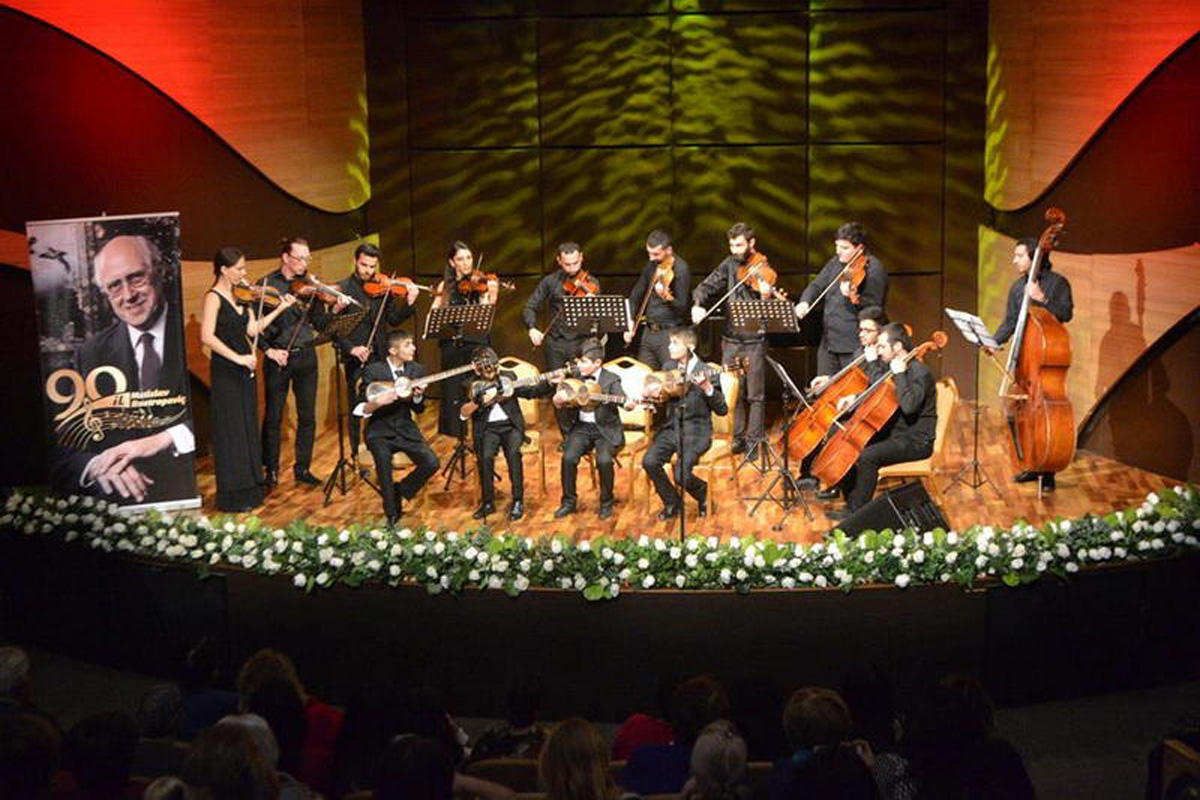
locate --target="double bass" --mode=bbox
[999,208,1075,475]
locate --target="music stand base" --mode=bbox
[441,432,472,491]
[322,457,358,506]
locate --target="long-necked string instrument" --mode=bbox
[784,353,871,462]
[998,207,1074,475]
[810,331,948,489]
[363,362,480,403]
[696,252,785,324]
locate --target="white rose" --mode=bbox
[389,565,401,577]
[735,568,748,581]
[514,575,530,591]
[613,552,625,565]
[781,577,796,589]
[686,538,699,551]
[469,569,481,582]
[642,574,656,588]
[637,557,650,569]
[814,575,828,588]
[425,566,438,578]
[674,574,686,588]
[433,542,445,555]
[316,572,330,585]
[685,554,698,568]
[719,568,732,584]
[1011,558,1024,570]
[542,559,555,572]
[947,532,959,545]
[550,539,563,554]
[1065,562,1078,573]
[638,535,650,547]
[413,544,426,556]
[913,550,926,564]
[579,539,591,552]
[669,546,681,560]
[895,574,911,588]
[893,534,906,548]
[487,575,503,589]
[293,574,307,587]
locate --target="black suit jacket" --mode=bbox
[359,359,428,444]
[653,358,729,452]
[559,368,626,449]
[54,300,195,502]
[468,369,544,450]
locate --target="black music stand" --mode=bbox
[728,298,798,474]
[424,304,495,489]
[943,307,1002,496]
[561,295,631,338]
[744,355,814,528]
[314,309,369,505]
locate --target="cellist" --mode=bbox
[984,237,1074,491]
[830,323,937,520]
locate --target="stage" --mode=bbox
[194,399,1181,543]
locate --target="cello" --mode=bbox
[784,355,871,462]
[810,331,948,489]
[998,208,1075,476]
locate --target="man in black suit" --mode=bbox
[459,347,552,522]
[551,338,632,520]
[641,327,728,520]
[53,234,195,504]
[353,331,439,525]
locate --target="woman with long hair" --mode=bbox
[539,718,621,800]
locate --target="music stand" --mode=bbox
[729,298,797,474]
[943,307,1002,497]
[317,309,369,505]
[743,355,814,528]
[561,295,631,337]
[424,304,495,488]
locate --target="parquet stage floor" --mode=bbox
[192,401,1179,545]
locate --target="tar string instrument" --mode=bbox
[468,360,575,406]
[641,358,747,401]
[809,331,948,489]
[364,362,480,404]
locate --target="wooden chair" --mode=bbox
[747,760,773,800]
[691,362,742,495]
[877,376,959,495]
[603,356,654,501]
[498,356,548,494]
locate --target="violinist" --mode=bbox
[353,331,440,525]
[259,236,346,489]
[641,327,728,521]
[523,241,600,436]
[690,222,772,459]
[794,222,888,377]
[431,241,496,437]
[623,229,691,368]
[201,247,297,512]
[329,243,419,460]
[984,237,1074,491]
[830,323,936,519]
[459,347,551,522]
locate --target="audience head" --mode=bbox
[236,648,307,711]
[62,710,139,798]
[506,676,542,729]
[180,638,221,690]
[0,712,60,799]
[782,686,852,751]
[0,645,32,701]
[685,720,751,800]
[217,713,279,769]
[539,717,614,800]
[137,682,184,739]
[374,734,455,800]
[143,776,189,800]
[245,678,306,773]
[924,673,995,743]
[183,722,279,800]
[669,674,730,747]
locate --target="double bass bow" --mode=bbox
[999,208,1074,476]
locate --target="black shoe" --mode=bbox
[263,469,278,488]
[816,487,840,501]
[731,439,747,455]
[508,501,525,521]
[473,502,495,520]
[827,508,850,522]
[553,502,576,519]
[1041,474,1057,493]
[295,470,321,486]
[358,468,371,480]
[597,502,614,520]
[657,504,680,521]
[386,515,399,527]
[698,502,708,518]
[1013,470,1038,483]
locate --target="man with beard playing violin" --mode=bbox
[827,322,935,520]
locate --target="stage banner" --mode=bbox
[27,212,201,511]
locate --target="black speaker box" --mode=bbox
[833,481,950,536]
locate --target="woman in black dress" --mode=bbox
[431,241,499,437]
[200,247,296,511]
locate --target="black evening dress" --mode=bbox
[209,290,265,511]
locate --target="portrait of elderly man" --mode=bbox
[51,234,196,504]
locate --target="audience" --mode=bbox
[182,721,279,800]
[769,686,879,799]
[0,645,60,733]
[622,673,730,794]
[611,676,676,761]
[540,717,628,800]
[57,710,140,799]
[841,667,913,799]
[375,734,456,800]
[470,677,549,763]
[178,640,237,741]
[0,711,60,799]
[133,683,187,779]
[332,682,409,797]
[682,720,752,800]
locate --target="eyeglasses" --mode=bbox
[287,253,313,263]
[100,269,152,297]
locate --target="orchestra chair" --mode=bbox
[498,356,548,494]
[876,377,959,496]
[355,443,413,497]
[602,356,654,501]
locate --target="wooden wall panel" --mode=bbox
[9,0,368,212]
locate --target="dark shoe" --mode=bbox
[358,468,371,480]
[263,469,278,488]
[1013,470,1038,483]
[473,502,495,520]
[508,501,525,521]
[731,439,747,455]
[816,487,840,501]
[386,515,399,527]
[657,504,680,521]
[553,502,576,519]
[827,508,850,522]
[698,502,708,518]
[295,470,321,486]
[1040,473,1057,493]
[597,502,614,520]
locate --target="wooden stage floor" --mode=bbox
[193,402,1179,544]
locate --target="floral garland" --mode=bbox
[2,486,1198,601]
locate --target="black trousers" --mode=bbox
[636,326,672,370]
[562,422,616,505]
[817,344,856,377]
[841,434,932,511]
[261,349,317,474]
[545,335,585,435]
[438,339,480,438]
[478,420,524,504]
[642,426,708,508]
[722,337,765,445]
[345,357,366,457]
[367,432,439,521]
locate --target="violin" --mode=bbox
[289,274,360,307]
[233,280,282,308]
[810,331,948,490]
[844,246,868,305]
[363,273,433,298]
[562,270,600,297]
[629,255,676,344]
[735,253,788,300]
[457,270,515,296]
